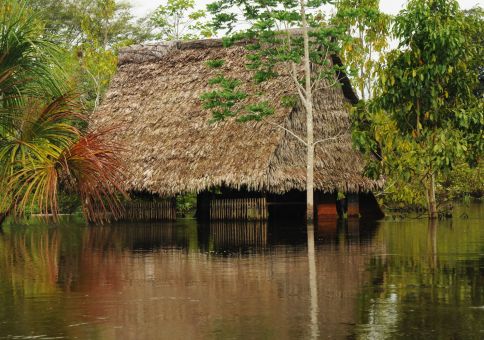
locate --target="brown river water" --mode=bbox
[0,204,482,339]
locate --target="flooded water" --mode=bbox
[0,204,483,339]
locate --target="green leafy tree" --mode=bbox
[204,0,348,222]
[0,1,126,225]
[463,7,484,102]
[332,0,390,100]
[354,0,483,218]
[150,0,213,41]
[27,0,151,113]
[28,0,150,47]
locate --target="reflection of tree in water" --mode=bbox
[0,227,60,295]
[0,226,66,336]
[352,219,484,339]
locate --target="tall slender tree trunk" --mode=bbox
[300,0,315,223]
[359,27,366,100]
[427,173,438,219]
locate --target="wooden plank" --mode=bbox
[317,202,338,218]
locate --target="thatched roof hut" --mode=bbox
[92,38,382,197]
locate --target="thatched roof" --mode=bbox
[92,38,383,196]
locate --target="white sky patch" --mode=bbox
[128,0,483,18]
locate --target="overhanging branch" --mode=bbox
[265,120,308,146]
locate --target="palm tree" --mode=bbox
[0,0,126,225]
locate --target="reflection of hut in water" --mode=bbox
[208,221,268,251]
[316,218,379,245]
[91,37,384,222]
[57,223,378,339]
[83,223,193,251]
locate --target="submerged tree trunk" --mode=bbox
[300,0,315,223]
[307,223,320,338]
[427,173,438,219]
[428,219,438,269]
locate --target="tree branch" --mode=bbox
[289,62,308,103]
[265,120,308,146]
[281,26,307,102]
[311,44,331,90]
[313,132,343,146]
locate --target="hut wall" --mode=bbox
[316,192,339,219]
[90,199,177,223]
[317,192,385,220]
[198,190,380,222]
[197,189,268,222]
[198,189,308,222]
[209,197,268,221]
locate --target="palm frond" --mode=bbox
[0,0,66,106]
[59,127,128,223]
[0,95,82,180]
[4,126,128,223]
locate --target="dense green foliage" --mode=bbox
[0,1,126,224]
[28,0,146,47]
[353,0,483,214]
[27,0,151,113]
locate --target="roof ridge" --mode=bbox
[118,39,226,65]
[117,28,311,65]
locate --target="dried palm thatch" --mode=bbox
[91,38,383,196]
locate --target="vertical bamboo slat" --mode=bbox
[209,197,268,221]
[90,199,177,222]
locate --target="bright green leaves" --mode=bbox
[376,0,480,135]
[201,76,248,123]
[203,0,347,124]
[0,1,66,103]
[281,95,298,108]
[333,0,390,100]
[239,102,275,122]
[150,0,212,41]
[205,59,225,68]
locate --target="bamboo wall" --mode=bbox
[209,198,268,221]
[91,201,176,222]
